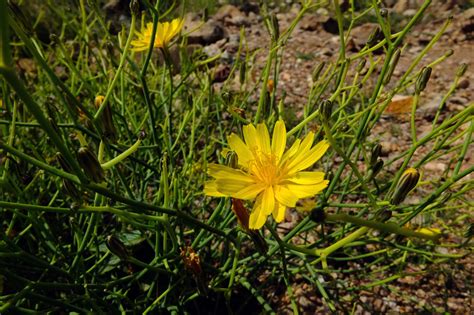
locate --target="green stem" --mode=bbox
[101,138,142,170]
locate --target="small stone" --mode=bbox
[185,15,226,45]
[424,161,447,173]
[457,78,470,89]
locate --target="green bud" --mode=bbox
[383,48,401,85]
[270,13,279,40]
[415,67,432,94]
[77,147,104,183]
[370,144,382,166]
[239,61,246,85]
[456,63,468,77]
[106,235,129,260]
[369,159,384,180]
[356,59,367,74]
[62,179,81,201]
[391,168,421,205]
[367,27,383,47]
[129,0,140,16]
[56,152,72,172]
[312,62,325,82]
[320,99,333,122]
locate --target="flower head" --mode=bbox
[131,18,184,51]
[205,120,329,229]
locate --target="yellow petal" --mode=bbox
[286,171,325,185]
[256,123,271,154]
[262,186,275,215]
[232,183,266,200]
[288,140,329,174]
[204,181,226,197]
[272,201,286,222]
[280,139,301,165]
[274,185,299,207]
[286,132,314,170]
[271,120,286,160]
[243,124,259,151]
[286,181,329,198]
[249,195,263,229]
[208,164,255,183]
[227,134,253,168]
[215,178,253,196]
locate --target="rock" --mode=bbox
[214,4,249,26]
[185,16,226,45]
[299,14,321,31]
[457,78,470,89]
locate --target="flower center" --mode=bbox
[249,150,283,186]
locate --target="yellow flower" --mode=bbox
[131,18,184,51]
[205,120,330,229]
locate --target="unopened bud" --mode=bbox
[270,13,279,40]
[356,59,367,74]
[239,61,246,85]
[49,34,58,45]
[310,207,326,223]
[456,63,468,77]
[391,168,420,205]
[56,152,72,172]
[62,179,81,201]
[95,95,117,142]
[380,8,388,18]
[416,227,442,240]
[138,130,147,140]
[320,99,333,121]
[378,208,392,221]
[415,67,432,94]
[106,235,129,260]
[367,27,383,47]
[77,147,104,183]
[370,144,382,166]
[226,151,238,170]
[369,159,384,179]
[312,62,325,82]
[383,48,401,85]
[129,0,140,16]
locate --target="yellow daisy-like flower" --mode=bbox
[131,18,184,51]
[205,120,330,229]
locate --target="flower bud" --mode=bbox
[456,63,468,77]
[416,227,442,240]
[369,159,384,179]
[95,95,117,142]
[239,61,246,85]
[129,0,140,16]
[270,13,279,40]
[380,8,389,18]
[356,59,367,74]
[320,99,333,122]
[312,62,325,82]
[77,146,104,183]
[62,179,82,201]
[267,79,274,94]
[56,152,72,172]
[391,168,420,205]
[370,144,382,166]
[310,207,326,223]
[383,48,401,85]
[415,67,432,94]
[367,27,383,47]
[106,235,130,260]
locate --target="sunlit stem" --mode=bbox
[101,138,142,170]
